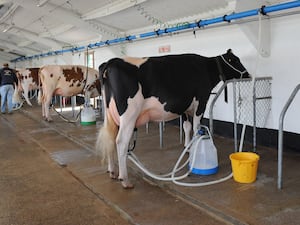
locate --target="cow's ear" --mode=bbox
[103,70,107,79]
[227,49,232,54]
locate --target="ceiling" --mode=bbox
[0,0,292,63]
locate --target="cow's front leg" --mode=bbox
[41,102,45,118]
[43,98,53,122]
[183,120,192,147]
[193,113,203,135]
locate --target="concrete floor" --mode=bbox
[0,102,299,225]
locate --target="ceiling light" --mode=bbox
[3,24,13,33]
[37,0,50,7]
[81,0,147,20]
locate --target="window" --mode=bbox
[85,51,94,68]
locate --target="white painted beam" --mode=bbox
[81,0,147,20]
[0,0,12,4]
[0,41,26,53]
[0,50,19,59]
[0,2,18,23]
[0,54,12,61]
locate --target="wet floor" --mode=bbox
[0,103,299,225]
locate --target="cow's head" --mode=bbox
[219,49,250,81]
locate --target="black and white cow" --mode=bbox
[96,49,249,188]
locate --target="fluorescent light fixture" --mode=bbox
[37,0,50,7]
[3,24,13,33]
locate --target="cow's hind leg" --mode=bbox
[116,120,136,189]
[107,153,117,179]
[95,112,118,180]
[43,95,53,122]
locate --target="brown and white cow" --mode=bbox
[38,65,101,121]
[17,68,40,106]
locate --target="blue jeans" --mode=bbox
[0,84,14,113]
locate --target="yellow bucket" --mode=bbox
[229,152,260,183]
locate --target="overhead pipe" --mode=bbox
[11,0,300,62]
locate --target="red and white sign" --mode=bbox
[158,45,171,53]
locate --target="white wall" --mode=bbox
[125,14,300,134]
[16,13,300,134]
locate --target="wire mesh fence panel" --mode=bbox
[254,78,272,128]
[235,77,272,128]
[209,77,272,152]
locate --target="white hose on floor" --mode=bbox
[128,135,197,182]
[128,131,233,187]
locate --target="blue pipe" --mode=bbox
[11,0,300,62]
[225,9,260,21]
[264,0,300,13]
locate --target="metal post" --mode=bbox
[278,83,300,189]
[179,115,183,144]
[233,80,238,152]
[159,122,163,148]
[209,81,229,135]
[253,79,257,152]
[59,96,63,112]
[71,96,76,117]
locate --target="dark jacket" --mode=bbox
[0,67,18,86]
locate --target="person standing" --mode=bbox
[0,63,18,114]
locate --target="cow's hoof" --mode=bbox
[108,171,118,179]
[121,180,134,189]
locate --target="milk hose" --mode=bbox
[128,131,234,186]
[128,135,197,181]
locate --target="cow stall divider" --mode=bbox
[50,95,100,124]
[49,96,80,122]
[278,83,300,189]
[127,77,272,186]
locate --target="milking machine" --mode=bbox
[188,126,218,175]
[128,125,233,187]
[80,96,96,125]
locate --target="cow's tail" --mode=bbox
[37,68,43,105]
[95,108,118,165]
[37,89,42,105]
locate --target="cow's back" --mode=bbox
[40,65,99,97]
[138,54,213,115]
